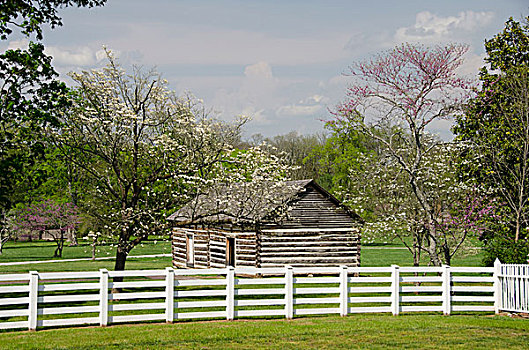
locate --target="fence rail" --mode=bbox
[0,260,526,332]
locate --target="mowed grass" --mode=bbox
[0,256,173,273]
[0,240,172,273]
[0,239,171,262]
[361,246,484,267]
[0,239,485,273]
[1,314,528,349]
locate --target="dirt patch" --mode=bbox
[491,312,529,319]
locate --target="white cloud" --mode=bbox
[276,104,323,117]
[426,118,456,141]
[244,61,273,80]
[344,31,394,55]
[6,39,30,50]
[2,40,107,70]
[307,95,328,104]
[395,11,494,43]
[205,61,279,124]
[276,94,329,117]
[44,46,100,66]
[457,52,486,76]
[185,61,331,133]
[326,74,349,88]
[241,106,269,125]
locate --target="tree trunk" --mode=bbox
[113,248,128,286]
[114,249,127,271]
[515,211,521,242]
[91,242,96,261]
[442,243,451,266]
[412,226,422,267]
[67,228,79,247]
[407,167,443,267]
[0,230,5,255]
[54,235,64,258]
[426,221,442,267]
[0,210,5,255]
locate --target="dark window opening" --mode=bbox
[226,237,235,267]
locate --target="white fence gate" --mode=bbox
[0,260,526,332]
[497,263,529,313]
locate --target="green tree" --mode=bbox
[306,121,377,202]
[454,16,529,264]
[482,16,529,72]
[0,0,106,239]
[0,43,67,211]
[1,1,106,40]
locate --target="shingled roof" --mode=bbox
[167,179,361,226]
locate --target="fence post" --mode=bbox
[340,265,348,316]
[165,267,175,323]
[226,266,235,320]
[28,271,39,331]
[442,264,451,315]
[99,269,109,327]
[493,258,501,314]
[285,265,294,319]
[391,265,400,316]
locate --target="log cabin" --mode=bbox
[167,179,363,268]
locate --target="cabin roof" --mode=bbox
[167,179,363,226]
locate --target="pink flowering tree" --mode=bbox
[334,43,475,266]
[14,200,81,257]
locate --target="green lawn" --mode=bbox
[361,246,484,267]
[0,240,172,273]
[0,239,171,262]
[0,239,485,274]
[0,314,527,349]
[0,256,173,273]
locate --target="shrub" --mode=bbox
[482,236,529,265]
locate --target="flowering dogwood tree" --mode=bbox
[53,50,284,271]
[13,200,80,257]
[346,138,494,265]
[179,143,300,226]
[335,43,475,266]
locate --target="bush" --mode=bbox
[482,236,529,265]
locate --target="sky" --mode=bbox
[4,0,529,139]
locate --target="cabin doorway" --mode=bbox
[226,237,235,267]
[186,233,194,267]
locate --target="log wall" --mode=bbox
[172,227,257,268]
[258,228,361,268]
[172,228,210,269]
[234,233,258,268]
[172,227,187,268]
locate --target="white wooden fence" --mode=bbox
[0,261,524,332]
[497,263,529,313]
